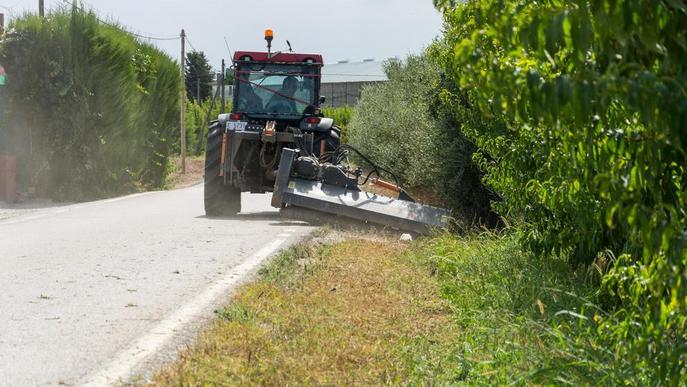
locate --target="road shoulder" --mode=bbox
[81,227,307,386]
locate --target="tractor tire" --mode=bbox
[204,123,241,216]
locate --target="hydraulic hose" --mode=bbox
[333,144,402,188]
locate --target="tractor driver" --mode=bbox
[237,71,263,113]
[266,76,299,114]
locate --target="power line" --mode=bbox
[184,36,213,77]
[223,37,234,60]
[185,35,199,53]
[59,0,180,41]
[0,0,21,16]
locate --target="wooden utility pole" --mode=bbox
[39,0,44,17]
[220,59,226,113]
[0,13,4,38]
[180,29,186,174]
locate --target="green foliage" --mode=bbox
[349,56,440,188]
[0,7,180,200]
[422,233,642,384]
[185,51,213,103]
[435,0,687,382]
[322,106,352,143]
[184,98,223,156]
[224,67,234,86]
[348,55,495,222]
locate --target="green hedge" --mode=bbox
[434,0,687,382]
[347,55,496,224]
[0,7,179,200]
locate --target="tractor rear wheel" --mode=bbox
[204,123,241,216]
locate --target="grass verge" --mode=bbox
[154,231,624,385]
[154,235,460,385]
[423,234,610,384]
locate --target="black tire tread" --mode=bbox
[204,124,241,216]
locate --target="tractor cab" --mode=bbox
[232,51,324,124]
[229,30,330,137]
[227,29,330,134]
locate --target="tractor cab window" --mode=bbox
[234,63,319,118]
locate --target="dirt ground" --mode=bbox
[167,156,204,189]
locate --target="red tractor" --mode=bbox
[205,29,340,215]
[204,29,448,233]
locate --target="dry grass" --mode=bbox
[152,232,617,385]
[153,238,460,385]
[166,156,204,189]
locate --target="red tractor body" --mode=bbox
[203,33,450,234]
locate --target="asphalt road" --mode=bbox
[0,185,314,386]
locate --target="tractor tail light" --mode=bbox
[306,117,321,125]
[230,113,242,121]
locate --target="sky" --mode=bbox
[0,0,444,68]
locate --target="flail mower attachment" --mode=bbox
[271,148,450,234]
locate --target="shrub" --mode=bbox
[184,98,224,156]
[434,0,687,382]
[322,106,353,143]
[0,7,180,200]
[347,55,495,223]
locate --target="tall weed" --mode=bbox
[425,233,643,384]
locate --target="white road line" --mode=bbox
[81,236,290,387]
[0,213,48,226]
[100,191,157,204]
[0,191,159,227]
